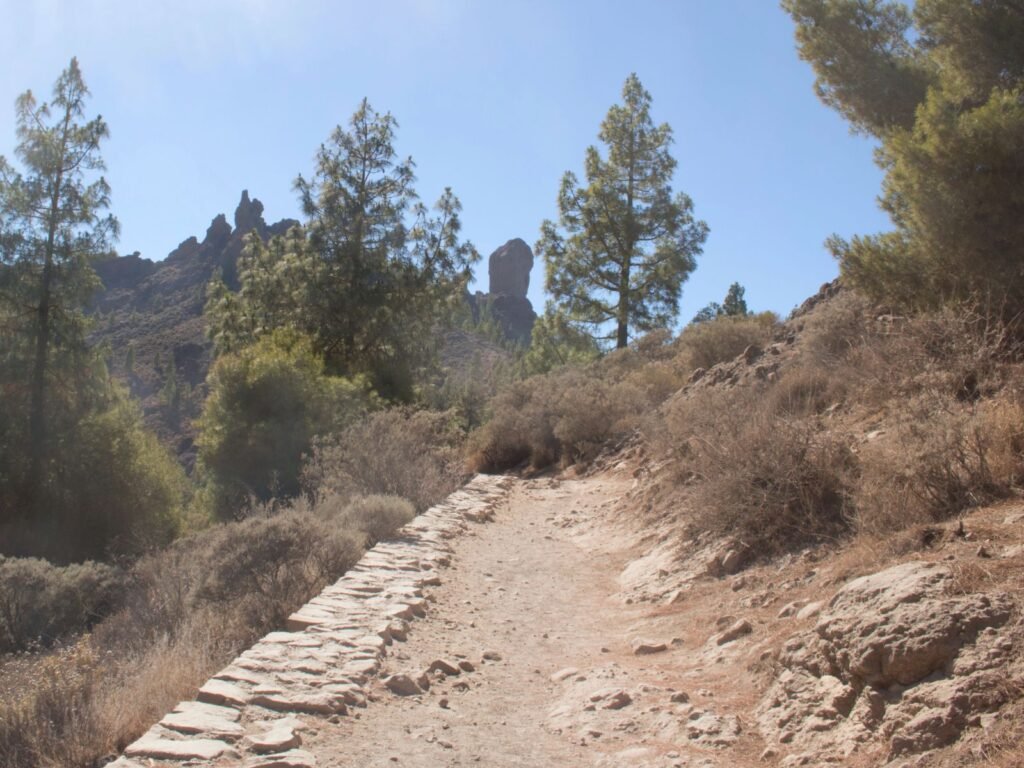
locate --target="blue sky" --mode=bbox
[1,0,891,321]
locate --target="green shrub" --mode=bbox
[0,388,187,563]
[0,558,124,652]
[197,330,375,519]
[517,309,600,377]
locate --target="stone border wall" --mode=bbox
[110,474,511,768]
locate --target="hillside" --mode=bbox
[89,204,535,469]
[89,191,297,468]
[86,283,1024,768]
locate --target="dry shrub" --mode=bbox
[0,558,125,653]
[766,364,848,417]
[304,408,466,513]
[841,303,1019,406]
[661,387,855,555]
[980,395,1024,486]
[307,493,415,547]
[191,511,363,626]
[854,392,1022,537]
[467,353,672,472]
[799,290,875,365]
[0,508,367,768]
[466,331,689,473]
[673,312,780,373]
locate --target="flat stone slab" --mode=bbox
[160,700,243,739]
[125,729,237,760]
[251,690,348,715]
[246,749,317,768]
[247,717,304,753]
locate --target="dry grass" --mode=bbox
[0,507,372,768]
[304,407,467,513]
[658,386,856,555]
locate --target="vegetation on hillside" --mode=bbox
[783,0,1024,312]
[3,4,1024,764]
[0,59,186,563]
[206,99,479,402]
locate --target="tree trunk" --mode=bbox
[27,239,56,500]
[27,147,66,506]
[616,262,630,349]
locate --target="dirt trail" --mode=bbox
[115,467,1024,767]
[309,472,682,767]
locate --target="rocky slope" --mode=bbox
[90,191,297,467]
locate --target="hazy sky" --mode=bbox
[0,0,891,321]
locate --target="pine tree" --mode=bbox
[208,99,479,400]
[0,58,118,504]
[538,74,709,348]
[692,282,750,324]
[0,61,184,558]
[722,283,749,317]
[784,0,1024,312]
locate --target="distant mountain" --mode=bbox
[89,191,297,469]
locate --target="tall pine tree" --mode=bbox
[208,99,479,400]
[0,60,184,559]
[538,74,709,348]
[0,57,118,507]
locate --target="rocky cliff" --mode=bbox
[90,191,297,469]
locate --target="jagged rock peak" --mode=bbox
[205,213,232,248]
[234,189,266,236]
[488,238,534,299]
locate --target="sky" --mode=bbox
[0,0,892,322]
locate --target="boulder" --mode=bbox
[757,561,1014,761]
[384,674,422,696]
[715,619,752,645]
[814,561,1011,687]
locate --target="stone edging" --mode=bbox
[109,474,511,768]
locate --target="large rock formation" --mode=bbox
[89,191,298,469]
[488,238,533,298]
[469,238,537,346]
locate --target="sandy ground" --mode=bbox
[309,472,700,767]
[300,464,1024,768]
